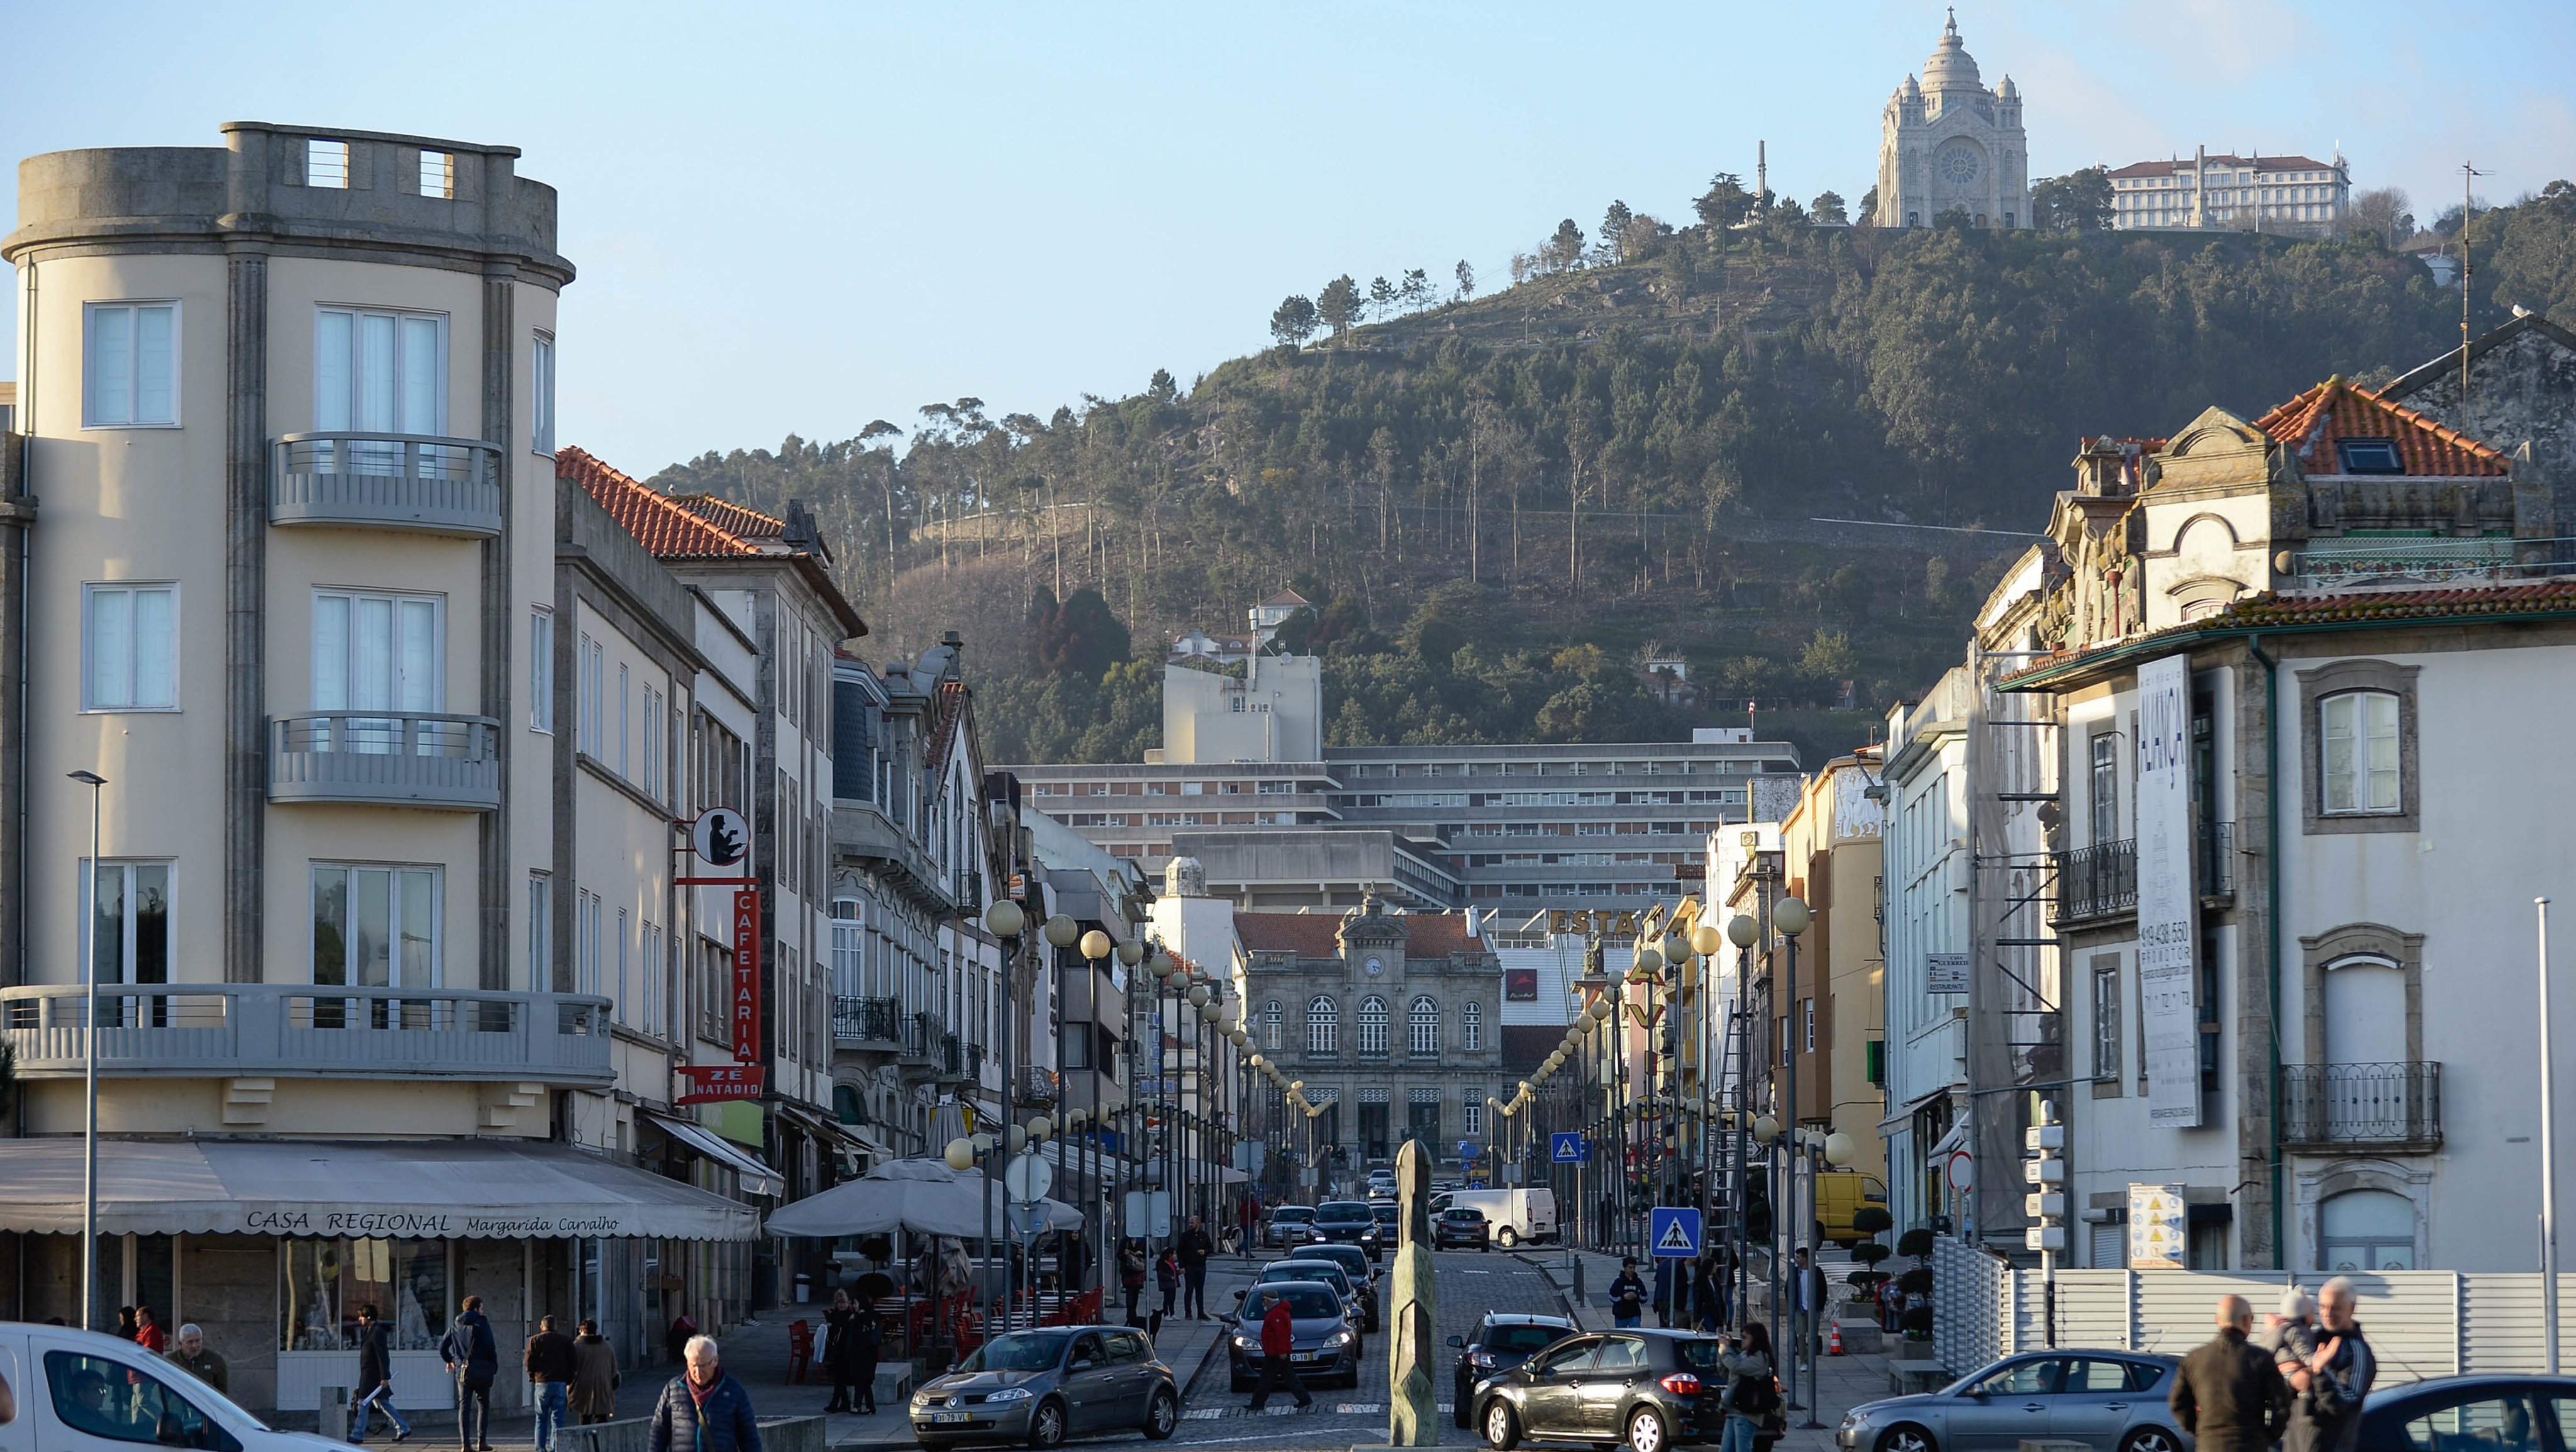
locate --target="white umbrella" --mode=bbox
[763,1156,1083,1239]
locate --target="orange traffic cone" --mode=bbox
[1828,1324,1845,1357]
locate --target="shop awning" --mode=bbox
[643,1112,786,1198]
[0,1137,762,1241]
[775,1103,887,1161]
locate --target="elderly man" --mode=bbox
[2288,1278,2377,1452]
[165,1325,230,1395]
[2168,1294,2290,1452]
[650,1335,761,1452]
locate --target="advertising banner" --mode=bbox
[676,1065,766,1104]
[2136,655,2201,1128]
[730,888,763,1063]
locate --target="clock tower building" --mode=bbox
[1874,11,2029,230]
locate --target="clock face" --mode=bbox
[1939,143,1982,184]
[1364,956,1385,976]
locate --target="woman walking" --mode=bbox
[846,1295,884,1414]
[822,1291,863,1414]
[1118,1240,1148,1326]
[570,1321,618,1426]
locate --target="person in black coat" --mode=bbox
[2169,1295,2292,1452]
[350,1305,411,1444]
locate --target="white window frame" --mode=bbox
[1407,995,1440,1057]
[529,608,555,732]
[419,149,453,200]
[1306,995,1338,1055]
[1263,998,1282,1051]
[531,331,557,455]
[579,633,606,756]
[309,862,443,990]
[1357,994,1389,1056]
[314,306,448,438]
[576,888,603,998]
[2321,690,2401,815]
[84,859,174,986]
[311,588,445,713]
[617,662,631,777]
[83,303,181,428]
[306,139,350,189]
[1462,998,1484,1053]
[528,873,553,988]
[82,583,179,712]
[1463,1097,1483,1138]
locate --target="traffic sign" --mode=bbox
[1551,1132,1587,1163]
[1003,1152,1054,1203]
[1458,1140,1479,1161]
[1650,1206,1702,1258]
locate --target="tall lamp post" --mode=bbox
[1770,896,1813,1416]
[70,768,106,1332]
[984,897,1028,1309]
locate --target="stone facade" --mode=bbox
[1874,13,2029,230]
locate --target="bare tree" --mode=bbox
[2348,187,2416,248]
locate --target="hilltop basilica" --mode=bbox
[1873,11,2031,229]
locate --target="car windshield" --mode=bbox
[958,1331,1070,1372]
[1487,1324,1565,1354]
[1374,1205,1399,1222]
[1317,1203,1372,1222]
[1673,1338,1727,1371]
[1263,1264,1348,1292]
[1273,1207,1314,1221]
[1443,1209,1483,1222]
[1246,1287,1341,1320]
[1311,1247,1368,1276]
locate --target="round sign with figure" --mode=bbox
[690,807,751,869]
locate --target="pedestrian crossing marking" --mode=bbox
[1184,1409,1225,1419]
[1657,1219,1695,1252]
[1336,1404,1384,1414]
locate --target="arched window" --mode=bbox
[2321,691,2401,814]
[1263,999,1283,1051]
[1408,996,1441,1057]
[1462,999,1484,1053]
[1306,995,1338,1054]
[1357,995,1389,1056]
[832,1083,867,1125]
[2319,1188,2416,1271]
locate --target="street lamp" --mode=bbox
[69,769,105,1333]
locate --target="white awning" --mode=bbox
[0,1137,761,1241]
[643,1112,786,1198]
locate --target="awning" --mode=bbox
[0,1137,761,1241]
[1877,1085,1957,1134]
[643,1112,786,1198]
[762,1158,1084,1239]
[775,1103,886,1161]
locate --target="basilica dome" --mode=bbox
[1921,11,1982,92]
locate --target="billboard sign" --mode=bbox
[2136,655,2201,1127]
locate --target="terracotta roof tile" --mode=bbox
[674,494,789,544]
[1236,912,1485,959]
[557,447,770,557]
[2250,379,2509,478]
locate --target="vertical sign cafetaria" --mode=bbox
[2136,654,2201,1128]
[731,888,762,1063]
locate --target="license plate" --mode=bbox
[932,1412,972,1424]
[1293,1351,1321,1362]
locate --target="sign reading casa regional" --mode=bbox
[730,888,762,1061]
[676,1064,765,1104]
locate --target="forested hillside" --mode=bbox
[650,183,2576,766]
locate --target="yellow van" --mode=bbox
[1813,1170,1890,1247]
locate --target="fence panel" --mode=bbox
[2132,1272,2288,1356]
[1935,1237,2006,1375]
[2460,1275,2576,1375]
[2336,1272,2462,1383]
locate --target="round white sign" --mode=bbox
[1945,1150,1975,1192]
[690,807,752,869]
[1003,1151,1055,1203]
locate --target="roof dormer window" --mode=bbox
[2334,438,2404,474]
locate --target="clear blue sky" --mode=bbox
[7,1,2571,474]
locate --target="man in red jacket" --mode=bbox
[1246,1293,1312,1411]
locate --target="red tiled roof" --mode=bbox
[557,446,770,557]
[924,678,969,769]
[674,494,789,544]
[1258,589,1312,608]
[1235,912,1485,959]
[2250,378,2510,478]
[2106,154,2334,179]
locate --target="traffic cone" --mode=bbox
[1828,1324,1845,1357]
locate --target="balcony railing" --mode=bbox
[2057,839,2138,922]
[2282,1061,2442,1151]
[1,983,611,1085]
[2198,822,2238,900]
[271,432,504,537]
[965,1042,985,1082]
[2287,536,2574,591]
[936,1032,965,1080]
[269,712,501,810]
[832,995,902,1047]
[898,1011,943,1067]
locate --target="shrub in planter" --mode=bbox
[1901,1305,1935,1337]
[1852,1206,1895,1237]
[1896,1228,1936,1259]
[1896,1266,1935,1297]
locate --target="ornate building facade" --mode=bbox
[1874,13,2030,230]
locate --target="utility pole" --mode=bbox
[2460,162,2487,405]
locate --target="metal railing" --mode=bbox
[1,983,611,1083]
[2289,536,2576,591]
[2198,822,2237,899]
[965,1042,985,1081]
[899,1011,943,1063]
[936,1032,963,1078]
[832,995,902,1045]
[272,432,504,537]
[269,712,501,810]
[2282,1061,2442,1149]
[2057,839,2138,921]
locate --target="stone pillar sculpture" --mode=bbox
[1388,1137,1439,1445]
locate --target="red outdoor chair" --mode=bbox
[786,1319,813,1383]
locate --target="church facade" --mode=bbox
[1874,13,2030,230]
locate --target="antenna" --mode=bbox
[2461,160,2487,404]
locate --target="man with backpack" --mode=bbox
[438,1296,500,1452]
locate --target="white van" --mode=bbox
[0,1321,340,1452]
[1428,1187,1557,1247]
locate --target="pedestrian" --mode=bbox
[1118,1239,1149,1325]
[1716,1321,1777,1452]
[1245,1292,1312,1411]
[2296,1278,2377,1452]
[1155,1246,1180,1322]
[1609,1257,1648,1329]
[1653,1258,1677,1328]
[133,1306,167,1356]
[438,1294,500,1452]
[821,1290,859,1414]
[1790,1248,1829,1360]
[648,1335,762,1452]
[1692,1251,1725,1333]
[525,1313,577,1452]
[2167,1295,2291,1452]
[664,1313,697,1367]
[571,1320,619,1427]
[166,1325,230,1398]
[846,1296,883,1415]
[114,1307,138,1343]
[349,1305,408,1444]
[1177,1216,1214,1320]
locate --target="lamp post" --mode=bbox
[2542,897,2561,1374]
[985,898,1027,1308]
[69,769,106,1333]
[1772,895,1813,1417]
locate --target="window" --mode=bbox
[1263,998,1282,1051]
[2334,438,2405,474]
[2319,1188,2415,1271]
[529,608,554,731]
[307,138,350,188]
[579,634,606,754]
[614,906,630,1024]
[1307,995,1338,1054]
[1407,995,1440,1056]
[2321,691,2400,815]
[1803,998,1816,1052]
[83,584,177,710]
[46,1349,240,1452]
[528,873,552,988]
[2092,958,2121,1085]
[1357,995,1389,1056]
[531,332,556,455]
[1462,998,1484,1051]
[1463,1095,1483,1137]
[419,148,454,199]
[85,861,172,992]
[315,307,447,438]
[313,589,442,716]
[84,303,179,427]
[617,663,631,776]
[2089,732,2118,844]
[575,889,602,997]
[312,864,440,990]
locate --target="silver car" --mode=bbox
[1838,1351,2186,1452]
[911,1325,1182,1448]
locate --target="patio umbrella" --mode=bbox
[762,1156,1084,1239]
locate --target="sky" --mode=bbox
[6,1,2573,475]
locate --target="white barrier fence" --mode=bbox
[1931,1237,2576,1384]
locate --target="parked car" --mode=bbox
[1433,1178,1463,1193]
[2351,1374,2576,1452]
[0,1321,304,1452]
[1436,1206,1494,1250]
[1262,1203,1316,1248]
[1294,1241,1382,1327]
[1254,1257,1375,1334]
[1373,1201,1402,1240]
[910,1324,1182,1448]
[1447,1312,1577,1427]
[1313,1200,1385,1259]
[1472,1327,1724,1452]
[1227,1281,1364,1392]
[1835,1350,2182,1452]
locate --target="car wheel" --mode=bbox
[1496,1227,1519,1248]
[2119,1428,2183,1452]
[1026,1399,1067,1449]
[1626,1407,1668,1452]
[1875,1422,1937,1452]
[1141,1387,1179,1440]
[1482,1399,1521,1450]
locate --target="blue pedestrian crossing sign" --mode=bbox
[1459,1140,1479,1161]
[1550,1132,1587,1163]
[1650,1206,1702,1258]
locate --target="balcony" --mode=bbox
[897,1012,943,1075]
[1,983,611,1086]
[831,800,955,913]
[935,1032,966,1082]
[832,995,902,1049]
[2282,1061,2442,1153]
[2198,822,2238,902]
[270,433,504,538]
[269,713,501,810]
[2056,839,2138,923]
